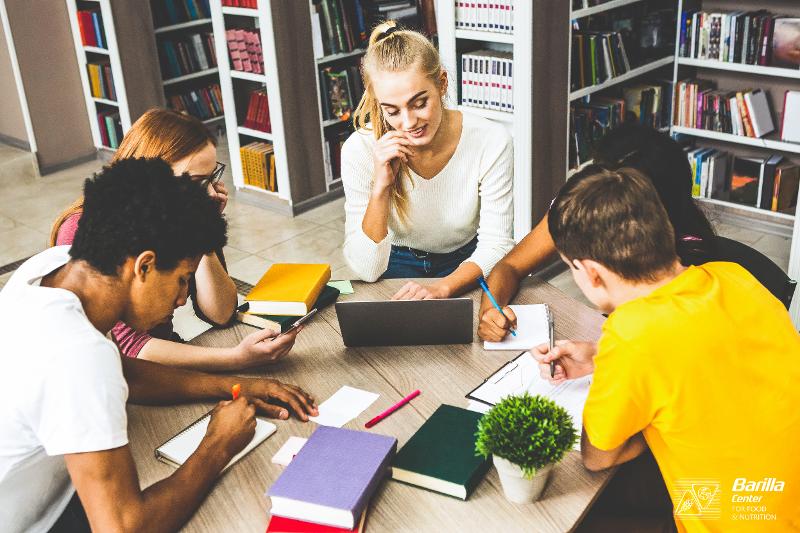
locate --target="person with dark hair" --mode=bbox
[0,159,317,533]
[533,165,800,533]
[478,122,717,342]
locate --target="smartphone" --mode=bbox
[273,308,318,340]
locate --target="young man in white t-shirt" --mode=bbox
[0,159,318,533]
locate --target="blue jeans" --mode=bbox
[381,237,478,279]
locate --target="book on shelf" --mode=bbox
[267,426,396,530]
[673,80,775,139]
[459,50,513,112]
[781,90,800,143]
[158,32,217,79]
[244,89,272,132]
[240,141,276,192]
[151,0,212,28]
[226,28,264,73]
[77,9,106,49]
[454,0,514,34]
[319,67,355,121]
[168,83,223,120]
[679,11,800,70]
[391,404,490,500]
[245,264,331,316]
[221,0,257,7]
[363,1,421,32]
[86,62,116,101]
[571,30,632,90]
[323,127,351,182]
[97,111,122,149]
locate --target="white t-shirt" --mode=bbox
[0,246,129,533]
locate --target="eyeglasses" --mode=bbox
[192,162,226,188]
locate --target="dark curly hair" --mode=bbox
[69,158,227,276]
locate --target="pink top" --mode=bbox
[55,212,230,357]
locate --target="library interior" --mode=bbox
[1,1,799,532]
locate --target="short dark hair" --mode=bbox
[548,165,678,282]
[70,158,227,276]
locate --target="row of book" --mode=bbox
[86,62,116,101]
[243,89,271,132]
[679,11,800,69]
[158,32,217,79]
[168,83,223,121]
[685,146,799,213]
[240,142,276,191]
[221,0,256,7]
[319,65,364,122]
[673,80,776,139]
[311,0,368,57]
[454,0,515,34]
[226,29,264,74]
[460,51,514,113]
[569,99,624,170]
[76,9,106,49]
[97,111,123,149]
[151,0,211,28]
[323,127,350,183]
[572,31,632,90]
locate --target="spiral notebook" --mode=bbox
[155,411,277,471]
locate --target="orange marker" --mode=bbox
[231,383,241,400]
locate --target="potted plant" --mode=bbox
[475,393,577,503]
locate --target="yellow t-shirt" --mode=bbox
[583,262,800,533]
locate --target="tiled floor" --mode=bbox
[0,140,792,310]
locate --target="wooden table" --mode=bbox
[127,277,612,533]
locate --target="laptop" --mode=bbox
[335,298,474,347]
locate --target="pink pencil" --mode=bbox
[365,390,421,428]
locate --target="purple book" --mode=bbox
[267,426,397,529]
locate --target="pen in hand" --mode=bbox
[547,306,555,378]
[477,275,516,337]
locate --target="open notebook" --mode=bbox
[483,304,552,351]
[156,412,276,471]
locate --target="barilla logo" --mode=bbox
[732,478,785,492]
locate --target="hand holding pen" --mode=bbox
[531,340,598,384]
[477,275,518,340]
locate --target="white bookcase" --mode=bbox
[65,0,132,152]
[437,0,534,241]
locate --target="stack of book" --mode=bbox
[158,32,217,79]
[168,84,223,121]
[454,0,514,33]
[76,8,106,48]
[244,263,331,316]
[221,0,256,7]
[97,112,123,149]
[225,29,264,74]
[673,80,775,139]
[569,98,625,169]
[86,62,116,101]
[679,11,800,69]
[243,89,271,132]
[319,66,363,122]
[460,50,514,113]
[685,147,799,213]
[571,31,632,90]
[151,0,211,28]
[240,142,275,191]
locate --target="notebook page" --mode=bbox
[483,305,551,350]
[158,415,276,471]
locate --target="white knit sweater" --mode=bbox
[341,111,515,282]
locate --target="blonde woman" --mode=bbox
[342,22,515,300]
[50,109,298,370]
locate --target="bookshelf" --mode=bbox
[438,1,535,240]
[149,0,225,126]
[668,0,800,325]
[210,0,331,214]
[66,0,131,151]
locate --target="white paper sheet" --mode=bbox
[483,304,551,351]
[309,385,379,427]
[271,436,308,466]
[467,352,591,449]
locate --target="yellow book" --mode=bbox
[88,64,101,98]
[245,263,331,315]
[269,152,276,191]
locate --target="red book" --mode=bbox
[266,510,366,533]
[255,92,268,132]
[244,91,259,128]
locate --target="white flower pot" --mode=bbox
[493,455,553,504]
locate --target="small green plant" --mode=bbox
[475,393,577,478]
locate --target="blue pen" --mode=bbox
[477,276,516,337]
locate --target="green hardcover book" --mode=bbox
[589,35,598,86]
[391,404,490,500]
[327,0,348,54]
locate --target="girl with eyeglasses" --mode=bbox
[49,108,299,370]
[341,21,515,300]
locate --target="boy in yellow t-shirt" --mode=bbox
[533,166,800,532]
